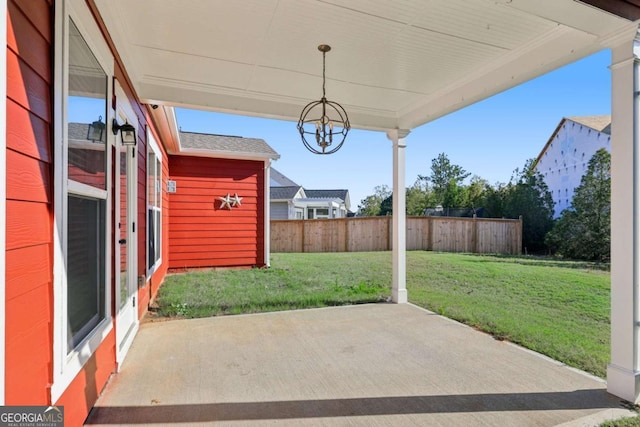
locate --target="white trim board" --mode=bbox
[0,0,9,406]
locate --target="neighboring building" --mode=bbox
[169,132,279,269]
[533,115,611,218]
[3,3,277,424]
[269,168,351,219]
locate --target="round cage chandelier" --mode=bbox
[297,44,350,155]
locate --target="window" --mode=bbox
[307,207,330,219]
[52,6,115,403]
[66,19,108,351]
[147,133,162,273]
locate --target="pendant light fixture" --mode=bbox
[297,44,350,154]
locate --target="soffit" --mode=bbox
[94,0,637,131]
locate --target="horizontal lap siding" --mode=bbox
[168,156,264,269]
[54,331,116,426]
[5,0,53,405]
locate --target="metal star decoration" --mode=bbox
[231,193,243,207]
[218,194,233,209]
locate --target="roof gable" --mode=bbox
[271,186,305,200]
[533,115,611,168]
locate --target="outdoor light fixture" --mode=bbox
[297,44,350,155]
[87,116,105,142]
[112,118,137,146]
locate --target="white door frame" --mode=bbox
[114,81,138,366]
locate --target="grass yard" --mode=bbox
[154,251,610,377]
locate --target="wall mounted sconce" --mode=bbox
[112,119,137,146]
[87,116,105,142]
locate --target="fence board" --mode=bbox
[347,217,390,252]
[271,216,521,255]
[407,217,429,250]
[304,219,347,252]
[271,220,303,252]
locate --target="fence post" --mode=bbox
[517,215,523,254]
[388,216,392,250]
[343,218,348,252]
[472,214,478,253]
[302,220,306,253]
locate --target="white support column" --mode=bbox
[387,129,410,304]
[608,31,640,403]
[264,160,271,267]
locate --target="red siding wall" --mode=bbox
[54,331,115,426]
[168,156,265,269]
[5,1,170,424]
[5,0,53,405]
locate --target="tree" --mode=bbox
[379,194,393,216]
[406,179,431,216]
[480,182,508,218]
[503,159,554,253]
[465,175,489,209]
[546,149,610,261]
[357,185,391,216]
[420,153,470,207]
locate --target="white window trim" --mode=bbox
[147,130,162,276]
[0,0,7,406]
[51,0,114,403]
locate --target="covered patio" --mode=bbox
[87,304,630,426]
[91,0,640,406]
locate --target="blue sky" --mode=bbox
[175,49,611,209]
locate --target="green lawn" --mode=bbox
[154,251,610,377]
[601,416,640,427]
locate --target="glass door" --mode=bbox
[115,135,137,365]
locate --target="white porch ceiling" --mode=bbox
[94,0,638,131]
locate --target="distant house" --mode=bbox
[533,115,611,218]
[269,168,351,219]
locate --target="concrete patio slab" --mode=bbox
[86,304,635,426]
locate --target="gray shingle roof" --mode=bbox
[305,189,348,201]
[271,186,304,200]
[179,131,279,159]
[271,168,299,187]
[69,122,92,141]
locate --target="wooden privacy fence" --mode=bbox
[271,216,522,255]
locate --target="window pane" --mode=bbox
[67,195,106,351]
[155,210,161,263]
[155,158,161,208]
[148,150,162,272]
[148,208,155,268]
[148,152,156,207]
[67,20,108,190]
